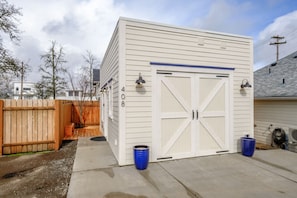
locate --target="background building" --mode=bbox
[13,82,37,99]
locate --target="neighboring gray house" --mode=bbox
[93,69,100,99]
[254,51,297,146]
[100,17,253,166]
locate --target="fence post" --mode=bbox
[54,100,61,151]
[0,100,3,155]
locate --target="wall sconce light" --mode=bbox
[100,87,108,93]
[241,79,252,89]
[135,73,145,88]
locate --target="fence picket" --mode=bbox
[21,100,27,152]
[11,100,17,153]
[16,100,22,153]
[3,100,10,153]
[0,100,3,155]
[27,100,33,152]
[48,100,54,150]
[42,100,48,150]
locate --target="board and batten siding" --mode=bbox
[123,19,253,164]
[100,25,120,160]
[254,100,297,145]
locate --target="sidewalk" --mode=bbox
[67,137,297,198]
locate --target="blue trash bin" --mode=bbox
[134,145,149,170]
[241,135,256,157]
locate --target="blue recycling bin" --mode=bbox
[133,145,149,170]
[241,135,256,157]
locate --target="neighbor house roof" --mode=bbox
[254,51,297,98]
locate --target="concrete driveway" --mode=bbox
[67,138,297,198]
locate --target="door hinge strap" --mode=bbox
[157,157,173,160]
[216,150,229,153]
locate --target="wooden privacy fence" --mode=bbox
[72,101,100,126]
[0,99,100,155]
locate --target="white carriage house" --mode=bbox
[100,18,253,165]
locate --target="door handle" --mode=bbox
[196,110,199,120]
[192,110,195,120]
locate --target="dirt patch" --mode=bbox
[0,140,77,198]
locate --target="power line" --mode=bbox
[269,35,287,62]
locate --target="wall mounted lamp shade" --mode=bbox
[136,73,145,88]
[100,87,108,93]
[241,79,252,89]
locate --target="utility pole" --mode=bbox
[20,62,24,100]
[270,35,286,62]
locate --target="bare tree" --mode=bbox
[66,70,76,93]
[73,65,90,127]
[38,41,67,99]
[0,73,13,98]
[0,0,22,76]
[35,80,51,99]
[66,62,93,127]
[82,50,99,101]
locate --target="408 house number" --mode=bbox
[121,86,125,107]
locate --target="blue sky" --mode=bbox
[7,0,297,82]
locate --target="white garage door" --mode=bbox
[155,72,230,160]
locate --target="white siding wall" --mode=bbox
[254,100,297,145]
[100,26,120,160]
[123,19,253,164]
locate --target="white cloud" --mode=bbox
[9,0,128,82]
[7,0,297,79]
[194,0,253,35]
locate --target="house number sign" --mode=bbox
[121,86,125,107]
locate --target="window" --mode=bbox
[23,88,31,91]
[69,91,73,96]
[108,83,113,118]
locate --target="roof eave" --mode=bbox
[255,97,297,100]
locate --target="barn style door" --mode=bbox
[195,74,229,155]
[155,72,229,160]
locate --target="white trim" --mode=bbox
[249,39,254,139]
[151,66,159,161]
[200,118,225,148]
[161,112,189,119]
[108,83,113,119]
[161,77,191,113]
[103,92,109,139]
[152,66,234,161]
[162,119,192,155]
[199,80,225,112]
[118,20,126,166]
[228,73,234,152]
